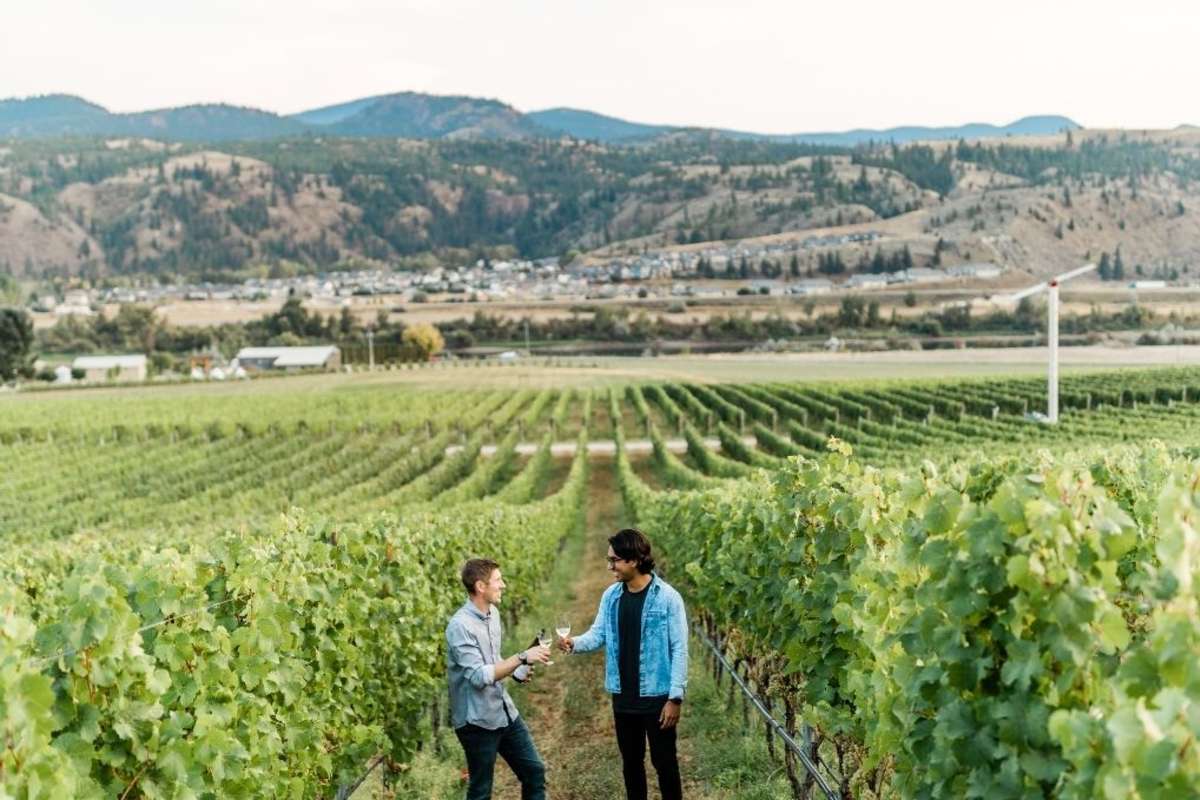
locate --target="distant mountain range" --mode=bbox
[0,92,1079,145]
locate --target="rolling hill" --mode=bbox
[295,92,548,139]
[0,91,1078,145]
[2,129,1199,282]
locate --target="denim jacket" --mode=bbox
[572,575,688,701]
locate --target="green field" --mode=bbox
[3,363,1200,798]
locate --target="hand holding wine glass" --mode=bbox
[537,628,555,665]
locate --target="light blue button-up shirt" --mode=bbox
[572,574,688,701]
[446,600,521,730]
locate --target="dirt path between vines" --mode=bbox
[493,458,708,800]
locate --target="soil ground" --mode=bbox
[363,459,794,800]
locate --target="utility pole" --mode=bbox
[1047,279,1059,422]
[1002,262,1097,423]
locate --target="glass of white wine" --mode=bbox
[555,617,571,654]
[537,628,554,666]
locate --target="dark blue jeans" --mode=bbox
[455,717,546,800]
[614,709,682,800]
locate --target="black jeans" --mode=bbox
[455,717,546,800]
[613,709,683,800]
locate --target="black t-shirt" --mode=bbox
[613,577,668,714]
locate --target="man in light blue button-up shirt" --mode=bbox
[446,558,551,800]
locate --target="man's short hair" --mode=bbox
[609,528,655,575]
[461,558,500,595]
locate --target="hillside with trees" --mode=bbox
[1,129,1200,282]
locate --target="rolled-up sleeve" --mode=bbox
[447,618,495,688]
[668,592,688,700]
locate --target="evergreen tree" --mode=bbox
[0,308,35,381]
[1113,248,1126,281]
[871,248,887,274]
[338,306,358,337]
[854,166,870,192]
[1098,252,1112,281]
[789,253,800,278]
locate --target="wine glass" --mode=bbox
[555,617,571,643]
[537,628,554,665]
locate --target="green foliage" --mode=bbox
[0,411,590,798]
[624,432,1200,798]
[6,369,1200,797]
[0,307,35,380]
[855,144,956,195]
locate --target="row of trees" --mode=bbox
[11,293,1179,381]
[29,297,445,376]
[432,299,1167,347]
[814,248,910,276]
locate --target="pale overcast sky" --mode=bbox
[3,0,1196,132]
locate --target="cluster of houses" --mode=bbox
[49,346,341,385]
[573,232,885,283]
[31,259,586,318]
[30,258,1011,330]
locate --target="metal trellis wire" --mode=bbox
[692,624,841,800]
[334,754,386,800]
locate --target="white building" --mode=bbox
[845,275,888,290]
[890,268,947,285]
[63,289,91,307]
[787,279,833,296]
[235,346,342,372]
[72,354,147,382]
[949,262,1003,280]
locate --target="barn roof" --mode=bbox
[235,346,339,367]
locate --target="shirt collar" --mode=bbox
[462,599,493,621]
[622,574,657,595]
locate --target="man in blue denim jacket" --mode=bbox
[560,529,687,800]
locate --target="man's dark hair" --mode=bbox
[609,528,655,574]
[461,558,500,594]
